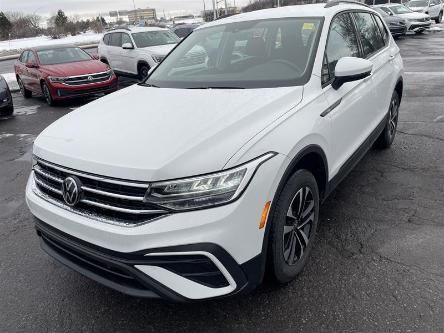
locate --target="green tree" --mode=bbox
[54,9,68,35]
[0,12,12,39]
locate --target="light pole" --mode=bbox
[212,0,217,20]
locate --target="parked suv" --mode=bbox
[27,2,403,301]
[406,0,443,23]
[376,4,432,32]
[98,27,180,80]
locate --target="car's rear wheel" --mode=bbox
[376,90,400,149]
[268,169,320,284]
[17,77,32,98]
[41,82,55,106]
[138,64,150,81]
[436,11,443,23]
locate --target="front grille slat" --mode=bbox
[63,71,112,86]
[32,159,169,226]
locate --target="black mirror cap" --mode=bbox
[332,71,372,90]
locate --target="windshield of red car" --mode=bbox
[37,47,92,65]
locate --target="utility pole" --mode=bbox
[212,0,217,20]
[224,0,228,15]
[277,0,280,7]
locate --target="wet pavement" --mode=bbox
[0,32,443,332]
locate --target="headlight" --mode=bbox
[48,76,65,83]
[152,55,164,63]
[144,152,276,210]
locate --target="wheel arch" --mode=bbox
[395,77,403,102]
[250,144,329,288]
[137,60,150,70]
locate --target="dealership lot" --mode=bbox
[1,30,444,333]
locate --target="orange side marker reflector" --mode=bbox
[259,201,271,229]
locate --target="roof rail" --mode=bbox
[324,0,370,8]
[108,26,132,31]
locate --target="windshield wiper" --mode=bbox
[187,86,245,89]
[139,83,160,88]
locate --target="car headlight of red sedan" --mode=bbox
[48,76,65,84]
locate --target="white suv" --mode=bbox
[27,2,403,301]
[98,27,179,80]
[406,0,443,23]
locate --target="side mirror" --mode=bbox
[332,57,373,90]
[25,62,39,69]
[389,11,394,15]
[122,43,134,49]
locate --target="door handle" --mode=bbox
[389,55,395,61]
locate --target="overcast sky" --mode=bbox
[1,0,253,17]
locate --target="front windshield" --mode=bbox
[145,18,323,89]
[390,5,413,14]
[407,0,428,6]
[374,8,388,17]
[132,30,180,48]
[37,47,92,65]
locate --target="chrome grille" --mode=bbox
[63,71,112,86]
[32,158,169,226]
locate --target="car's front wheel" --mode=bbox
[436,11,443,23]
[268,169,320,284]
[41,82,55,106]
[138,64,150,81]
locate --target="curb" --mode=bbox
[0,43,98,62]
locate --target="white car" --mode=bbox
[376,4,432,32]
[26,2,403,301]
[406,0,443,23]
[98,27,180,80]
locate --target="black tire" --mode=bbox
[0,106,13,116]
[41,82,55,106]
[416,29,425,34]
[436,11,443,24]
[376,90,400,149]
[268,169,320,284]
[17,77,32,98]
[138,63,150,81]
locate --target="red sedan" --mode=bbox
[14,45,118,106]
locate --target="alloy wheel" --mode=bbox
[388,95,399,138]
[283,186,315,266]
[18,78,25,96]
[43,84,51,104]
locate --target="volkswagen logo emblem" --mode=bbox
[88,76,93,81]
[62,176,82,206]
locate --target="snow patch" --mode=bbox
[14,105,39,116]
[0,133,14,140]
[0,32,102,53]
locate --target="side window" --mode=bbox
[379,7,392,15]
[109,33,122,47]
[353,12,385,58]
[373,14,389,45]
[323,13,360,84]
[27,51,36,64]
[103,34,110,45]
[20,51,29,63]
[121,33,132,46]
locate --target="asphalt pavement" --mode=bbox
[0,32,443,332]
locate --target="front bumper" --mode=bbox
[48,75,118,100]
[26,154,287,300]
[389,26,407,36]
[407,21,432,31]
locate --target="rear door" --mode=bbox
[321,12,377,177]
[108,33,123,71]
[26,51,40,92]
[16,51,30,87]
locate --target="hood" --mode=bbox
[139,44,176,56]
[34,84,303,181]
[40,60,110,77]
[397,12,430,19]
[407,6,427,12]
[384,16,406,24]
